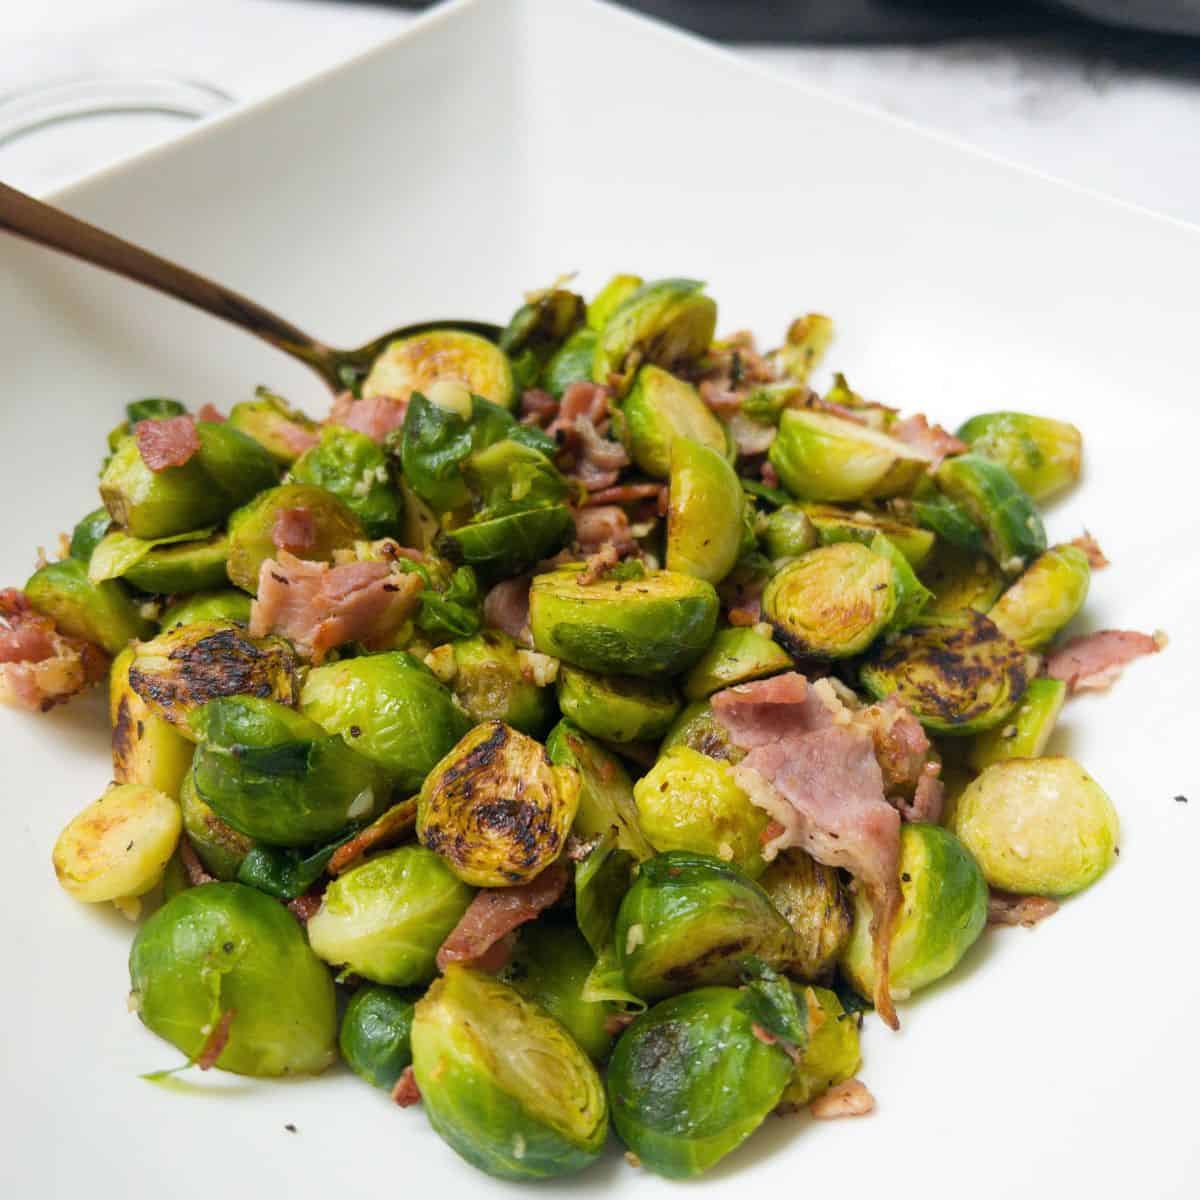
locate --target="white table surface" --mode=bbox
[3,0,1200,228]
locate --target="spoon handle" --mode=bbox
[0,180,340,391]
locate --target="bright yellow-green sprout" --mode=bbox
[988,544,1090,650]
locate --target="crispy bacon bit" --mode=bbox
[720,574,765,628]
[987,890,1059,927]
[328,799,419,876]
[327,391,407,442]
[901,762,945,824]
[178,836,216,887]
[1070,531,1109,569]
[605,1012,637,1037]
[566,833,602,862]
[851,696,944,822]
[287,891,324,924]
[271,507,317,554]
[751,1022,778,1046]
[520,387,558,427]
[570,415,630,491]
[196,403,226,423]
[0,589,57,664]
[274,421,320,458]
[547,381,609,441]
[577,544,621,586]
[890,413,965,470]
[809,1079,875,1119]
[391,1065,421,1107]
[195,1009,236,1071]
[698,380,744,416]
[135,415,201,471]
[1044,629,1164,694]
[483,576,533,645]
[581,483,665,508]
[761,460,780,489]
[573,505,638,557]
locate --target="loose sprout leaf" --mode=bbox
[235,828,359,900]
[738,960,808,1052]
[574,830,636,956]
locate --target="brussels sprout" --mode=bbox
[950,757,1118,896]
[499,287,586,388]
[842,823,987,1003]
[405,559,483,643]
[307,845,473,985]
[502,921,615,1061]
[129,882,336,1076]
[435,631,554,735]
[660,699,745,763]
[664,437,743,585]
[24,557,152,655]
[179,767,254,880]
[556,665,680,744]
[587,273,643,331]
[300,652,471,793]
[988,544,1090,651]
[633,747,769,877]
[763,542,896,658]
[758,849,853,981]
[364,329,516,410]
[573,832,643,1009]
[910,480,985,553]
[289,425,402,538]
[225,483,364,593]
[934,453,1046,575]
[529,565,719,677]
[872,533,932,632]
[159,589,252,629]
[228,388,321,466]
[412,966,608,1181]
[614,851,795,1001]
[68,507,113,563]
[592,278,717,396]
[919,542,1006,615]
[100,422,278,540]
[109,645,194,797]
[191,696,387,846]
[956,411,1082,503]
[545,720,654,860]
[418,721,579,887]
[126,397,187,423]
[769,409,930,503]
[762,505,818,561]
[339,985,418,1090]
[967,676,1067,771]
[681,627,791,702]
[127,619,298,736]
[541,327,598,399]
[776,312,834,383]
[621,365,727,479]
[444,505,574,581]
[778,985,861,1109]
[860,609,1029,735]
[606,985,793,1179]
[53,783,181,905]
[805,503,935,569]
[90,528,230,595]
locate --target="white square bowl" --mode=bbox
[2,1,1198,1196]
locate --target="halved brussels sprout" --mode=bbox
[127,619,298,736]
[769,409,930,503]
[24,557,152,655]
[444,505,574,581]
[412,966,608,1181]
[633,747,770,877]
[665,437,743,584]
[934,453,1046,575]
[778,985,861,1109]
[660,699,745,763]
[592,278,717,396]
[956,411,1082,503]
[950,757,1118,896]
[307,845,474,986]
[860,610,1029,735]
[89,528,230,595]
[339,985,418,1090]
[967,676,1067,771]
[53,783,181,905]
[418,721,579,887]
[529,565,719,678]
[191,696,387,846]
[759,849,853,981]
[228,388,320,467]
[987,544,1090,651]
[622,365,727,479]
[776,312,834,383]
[805,503,935,569]
[499,286,585,388]
[761,505,818,561]
[300,651,471,794]
[68,507,113,563]
[541,327,598,399]
[179,767,254,880]
[109,645,194,797]
[607,985,793,1179]
[129,882,336,1076]
[910,479,985,553]
[763,542,896,658]
[158,589,252,629]
[434,631,554,736]
[587,273,643,331]
[872,532,932,632]
[289,425,402,538]
[681,626,792,701]
[557,665,680,744]
[364,329,516,410]
[919,542,1006,615]
[614,851,795,1001]
[226,483,364,593]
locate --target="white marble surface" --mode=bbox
[3,0,1200,226]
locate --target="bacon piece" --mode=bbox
[249,551,422,663]
[987,890,1059,927]
[327,391,408,442]
[271,507,317,554]
[195,1009,236,1071]
[1070,532,1109,569]
[901,762,945,824]
[569,414,630,491]
[0,589,57,664]
[483,576,532,645]
[728,412,777,458]
[809,1079,875,1119]
[287,891,323,925]
[328,798,419,876]
[520,387,558,427]
[135,415,201,471]
[547,381,608,440]
[889,413,964,470]
[391,1066,421,1107]
[698,380,744,416]
[851,696,942,821]
[178,836,216,887]
[196,403,225,423]
[577,544,621,587]
[573,505,638,556]
[605,1012,637,1037]
[436,864,568,971]
[1045,629,1164,694]
[274,422,320,458]
[712,673,817,747]
[581,483,665,508]
[761,460,780,489]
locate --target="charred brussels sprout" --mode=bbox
[919,542,1006,615]
[339,985,418,1090]
[587,273,643,331]
[633,747,769,877]
[190,696,386,846]
[556,665,680,743]
[988,544,1090,651]
[289,425,402,538]
[950,757,1118,896]
[665,437,743,584]
[967,676,1067,771]
[661,699,745,763]
[228,388,320,467]
[109,646,194,797]
[592,278,717,396]
[499,286,585,388]
[860,610,1030,735]
[24,557,152,655]
[433,631,554,736]
[614,851,795,1001]
[158,589,252,628]
[759,849,853,981]
[956,411,1082,503]
[622,365,727,478]
[307,846,474,986]
[682,626,791,701]
[418,721,579,887]
[300,651,471,794]
[69,507,113,563]
[607,985,793,1179]
[778,985,861,1109]
[129,882,336,1076]
[805,503,935,569]
[363,329,516,411]
[179,767,254,880]
[529,565,719,677]
[411,966,608,1181]
[842,823,987,1003]
[763,542,896,658]
[541,327,598,399]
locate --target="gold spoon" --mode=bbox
[0,179,501,394]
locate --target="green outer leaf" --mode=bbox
[88,527,215,583]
